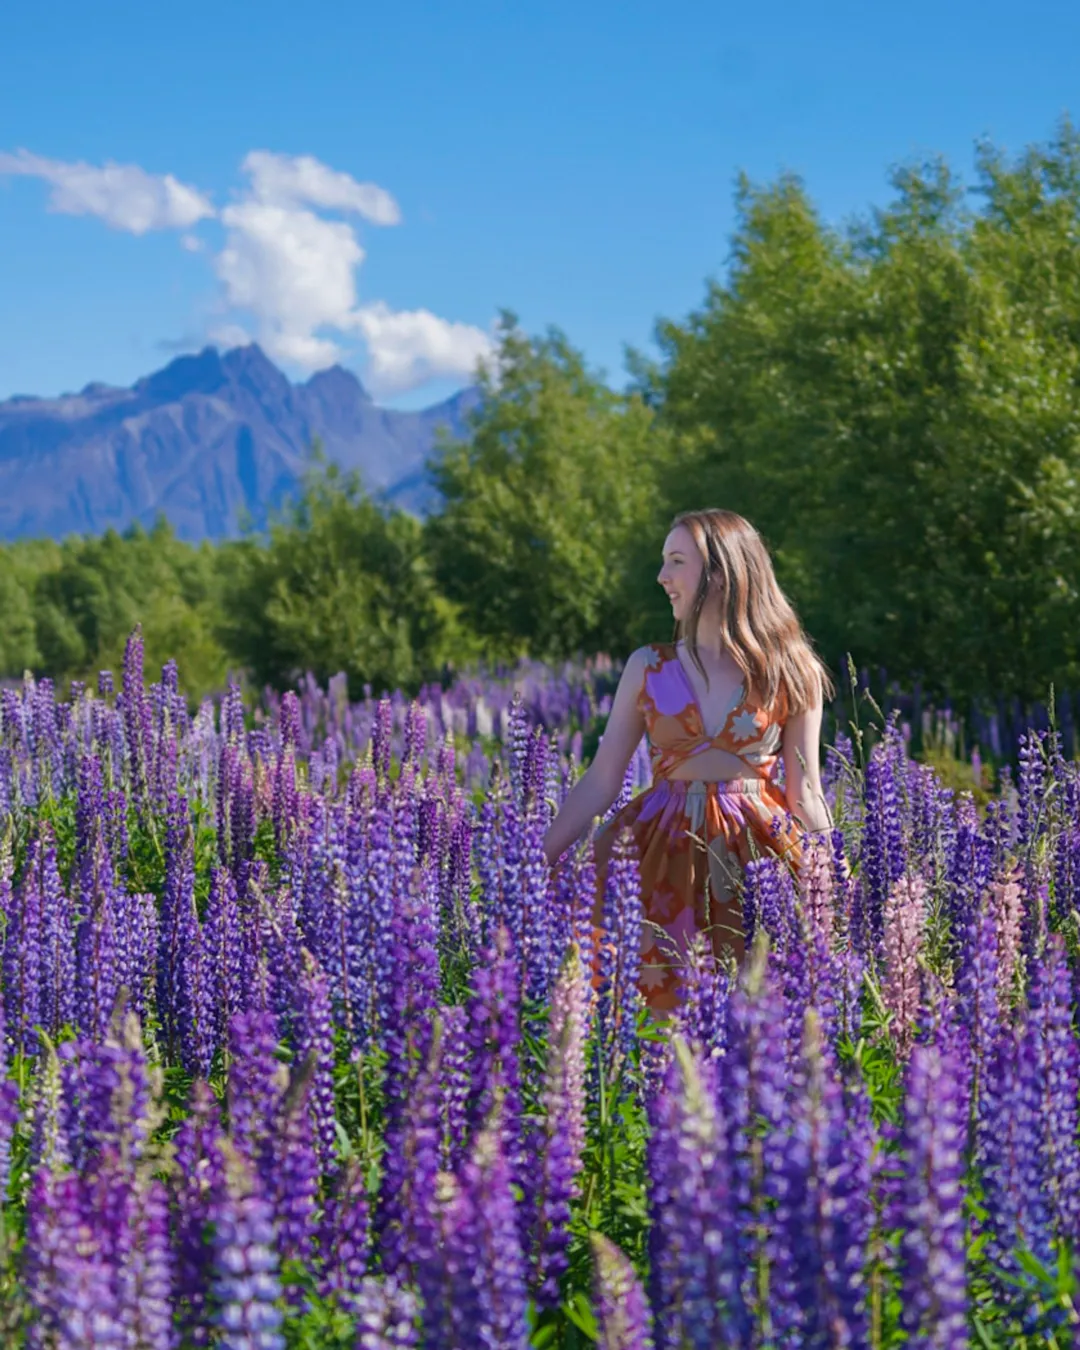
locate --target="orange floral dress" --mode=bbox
[593,642,803,1014]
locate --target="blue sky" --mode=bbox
[2,0,1078,409]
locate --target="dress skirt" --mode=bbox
[592,776,802,1015]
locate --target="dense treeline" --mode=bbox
[5,120,1080,706]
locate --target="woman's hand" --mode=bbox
[541,648,649,863]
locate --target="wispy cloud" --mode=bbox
[0,148,214,233]
[240,149,401,224]
[1,146,493,395]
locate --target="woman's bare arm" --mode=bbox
[781,698,832,835]
[542,648,649,865]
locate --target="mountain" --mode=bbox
[0,345,480,541]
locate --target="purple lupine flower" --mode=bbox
[896,1036,968,1348]
[76,1017,155,1169]
[204,867,243,1059]
[943,818,993,962]
[496,795,526,968]
[976,1024,1054,1314]
[121,626,152,816]
[31,677,63,803]
[171,1081,226,1346]
[1027,935,1080,1242]
[1052,824,1080,933]
[268,1060,320,1270]
[177,901,214,1082]
[227,1009,286,1186]
[382,861,441,1140]
[882,874,928,1058]
[403,701,427,771]
[438,1004,471,1172]
[318,1159,370,1308]
[24,1168,124,1348]
[596,828,642,1078]
[522,724,549,813]
[1017,729,1046,853]
[591,1233,654,1350]
[473,789,505,952]
[781,1007,872,1348]
[954,903,1000,1126]
[75,753,107,882]
[74,845,120,1043]
[721,940,793,1344]
[528,943,590,1307]
[423,1169,483,1349]
[506,693,530,809]
[520,806,556,1003]
[111,884,156,1026]
[351,1274,420,1347]
[672,934,728,1063]
[456,1110,529,1350]
[4,835,43,1054]
[272,740,300,855]
[279,690,301,750]
[220,680,246,747]
[293,795,332,965]
[208,1142,285,1350]
[647,1037,742,1348]
[464,927,525,1197]
[860,742,906,952]
[742,855,797,955]
[115,1177,173,1350]
[984,797,1012,875]
[327,797,368,1047]
[372,696,394,783]
[227,750,257,897]
[375,1023,442,1284]
[157,792,195,1055]
[361,791,396,1049]
[296,949,338,1172]
[0,990,18,1200]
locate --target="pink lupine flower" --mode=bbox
[883,874,928,1056]
[797,833,835,939]
[990,877,1023,1013]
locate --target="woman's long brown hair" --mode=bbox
[671,508,834,715]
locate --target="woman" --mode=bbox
[542,508,835,1015]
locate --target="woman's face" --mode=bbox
[657,524,704,626]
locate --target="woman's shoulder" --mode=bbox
[616,645,672,698]
[624,642,675,675]
[634,640,676,663]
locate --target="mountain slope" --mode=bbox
[0,345,479,541]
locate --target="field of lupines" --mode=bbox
[2,628,1080,1348]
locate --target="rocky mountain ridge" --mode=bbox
[0,344,478,540]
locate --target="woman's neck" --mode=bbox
[681,615,726,660]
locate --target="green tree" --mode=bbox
[426,313,674,661]
[14,519,228,697]
[219,463,473,698]
[644,118,1080,703]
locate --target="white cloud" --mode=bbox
[351,302,494,394]
[0,147,214,233]
[5,144,494,395]
[214,199,365,369]
[207,322,252,350]
[212,160,493,387]
[241,150,401,225]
